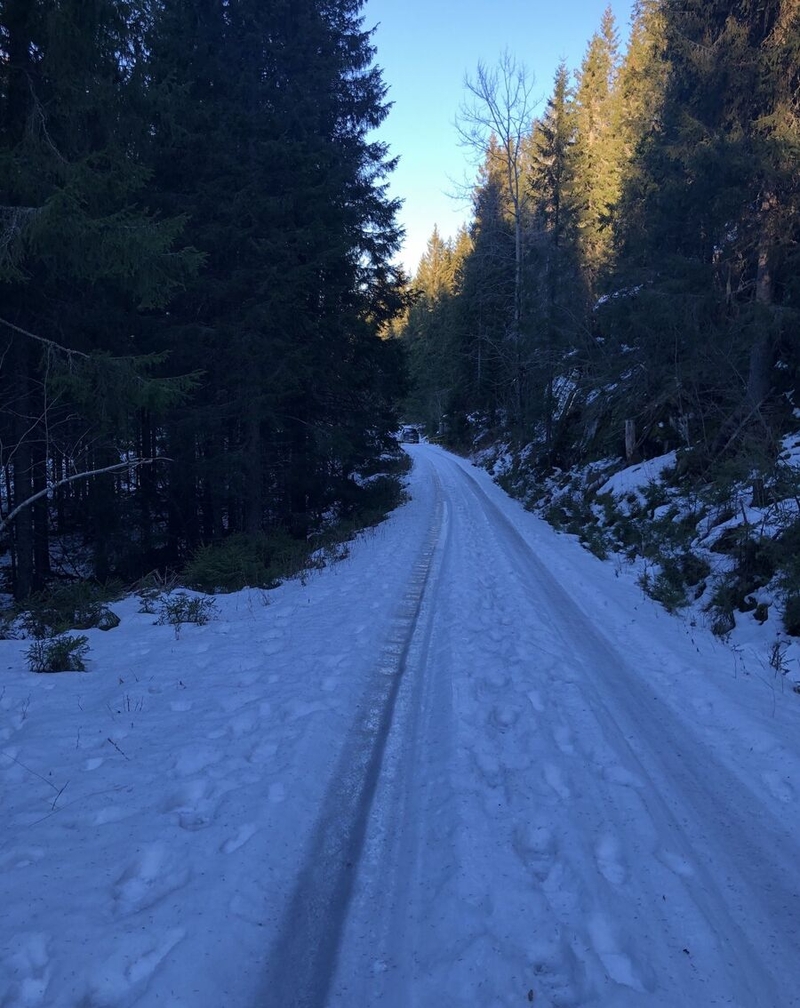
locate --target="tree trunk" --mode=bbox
[243,400,263,535]
[32,431,51,582]
[744,191,779,414]
[625,418,639,463]
[12,339,35,600]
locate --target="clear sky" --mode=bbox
[362,0,635,275]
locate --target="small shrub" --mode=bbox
[579,526,608,560]
[708,581,740,623]
[22,580,123,637]
[679,552,711,588]
[543,503,566,530]
[336,472,410,531]
[783,595,800,637]
[183,532,304,593]
[768,640,789,676]
[647,562,688,613]
[96,609,121,630]
[156,593,218,627]
[0,611,20,640]
[26,634,90,673]
[136,570,181,613]
[710,611,736,637]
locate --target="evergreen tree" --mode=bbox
[144,0,405,549]
[402,226,478,434]
[525,61,588,458]
[458,143,519,424]
[0,0,196,596]
[610,0,800,459]
[572,5,623,286]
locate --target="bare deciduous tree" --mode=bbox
[457,51,539,421]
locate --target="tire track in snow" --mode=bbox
[261,476,445,1008]
[328,470,462,1007]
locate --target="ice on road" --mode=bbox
[2,443,799,1008]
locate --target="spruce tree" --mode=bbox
[609,0,800,460]
[572,5,623,286]
[0,0,196,595]
[525,61,588,459]
[144,0,405,548]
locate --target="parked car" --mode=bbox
[399,425,420,443]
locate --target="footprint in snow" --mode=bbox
[113,844,190,916]
[527,689,545,713]
[285,699,329,721]
[587,912,655,994]
[247,740,278,765]
[543,762,571,800]
[173,746,218,777]
[655,848,695,878]
[84,927,184,1003]
[489,703,519,732]
[0,931,52,1006]
[0,846,45,872]
[761,769,796,805]
[595,833,627,886]
[528,927,583,1006]
[513,821,557,881]
[161,778,219,831]
[268,781,286,803]
[221,823,258,854]
[554,725,574,755]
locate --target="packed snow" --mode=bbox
[2,444,799,1007]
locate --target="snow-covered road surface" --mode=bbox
[2,443,799,1007]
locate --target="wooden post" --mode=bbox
[624,419,638,463]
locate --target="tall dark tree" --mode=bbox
[0,0,195,596]
[525,61,588,457]
[610,0,800,460]
[143,0,405,551]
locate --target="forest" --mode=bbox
[2,0,799,644]
[399,0,800,637]
[0,0,408,602]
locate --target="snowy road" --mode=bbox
[267,444,800,1008]
[2,443,799,1007]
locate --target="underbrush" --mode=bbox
[184,460,410,594]
[6,458,411,670]
[18,579,124,639]
[475,431,800,671]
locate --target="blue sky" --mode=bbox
[362,0,635,274]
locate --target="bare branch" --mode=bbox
[0,316,92,360]
[0,458,170,536]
